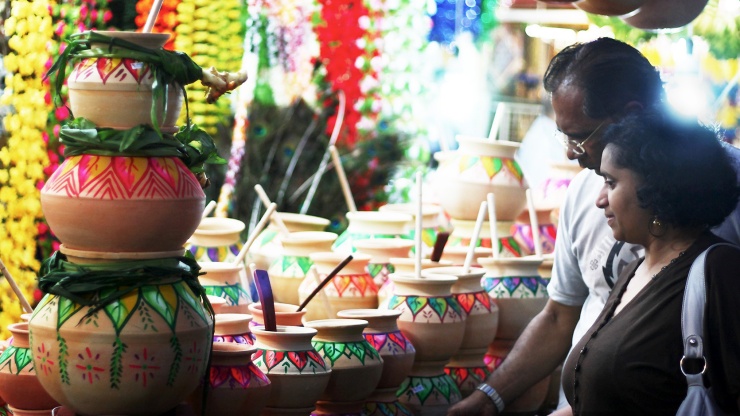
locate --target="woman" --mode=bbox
[562,109,740,415]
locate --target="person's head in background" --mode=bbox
[596,109,739,246]
[544,37,665,171]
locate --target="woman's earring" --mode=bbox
[648,216,665,237]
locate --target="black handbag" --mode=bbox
[676,243,730,416]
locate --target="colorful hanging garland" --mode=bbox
[0,0,54,335]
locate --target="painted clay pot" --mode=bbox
[0,323,58,412]
[41,155,204,254]
[208,295,227,315]
[214,313,255,345]
[332,211,412,254]
[304,319,384,415]
[28,281,213,416]
[249,213,330,270]
[267,232,337,306]
[336,309,415,416]
[199,262,251,314]
[298,253,378,322]
[448,219,525,258]
[188,217,245,263]
[433,137,527,221]
[477,257,548,341]
[67,31,183,133]
[248,302,306,328]
[378,258,452,308]
[541,162,582,209]
[428,267,497,398]
[510,209,557,256]
[386,273,465,415]
[378,203,443,256]
[188,342,271,416]
[251,325,331,414]
[439,247,492,267]
[353,238,413,290]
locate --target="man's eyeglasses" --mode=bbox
[554,120,608,157]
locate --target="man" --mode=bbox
[448,37,740,415]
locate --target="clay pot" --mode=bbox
[574,0,644,15]
[67,31,182,132]
[622,0,708,29]
[395,360,463,416]
[353,238,414,289]
[433,137,527,221]
[248,302,306,328]
[298,252,378,322]
[510,209,557,256]
[188,217,245,263]
[377,203,444,256]
[448,219,525,258]
[304,319,384,415]
[439,247,492,267]
[199,262,252,314]
[332,211,412,254]
[214,313,255,345]
[477,257,548,341]
[336,309,415,415]
[207,295,227,315]
[249,213,330,270]
[378,258,452,307]
[251,326,331,413]
[0,323,58,411]
[189,342,271,416]
[28,281,213,416]
[541,162,582,209]
[267,231,337,306]
[41,155,204,254]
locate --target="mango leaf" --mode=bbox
[14,347,33,374]
[428,297,449,320]
[104,292,137,335]
[414,377,435,404]
[346,342,366,364]
[142,286,178,331]
[314,341,344,366]
[174,283,207,324]
[58,296,83,327]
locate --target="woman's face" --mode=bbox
[595,145,653,244]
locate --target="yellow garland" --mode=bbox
[0,0,53,338]
[174,0,245,136]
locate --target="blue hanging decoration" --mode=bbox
[428,0,484,47]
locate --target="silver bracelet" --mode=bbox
[477,383,505,413]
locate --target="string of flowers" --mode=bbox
[173,0,245,136]
[38,0,112,263]
[135,0,180,50]
[0,0,54,336]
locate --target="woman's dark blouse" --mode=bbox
[562,232,740,415]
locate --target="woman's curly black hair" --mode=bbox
[602,109,739,229]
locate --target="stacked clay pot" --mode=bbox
[30,31,213,415]
[249,212,331,270]
[332,211,412,254]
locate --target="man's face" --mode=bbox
[551,83,610,171]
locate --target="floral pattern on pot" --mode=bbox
[386,296,463,323]
[396,373,462,406]
[480,276,550,298]
[251,349,328,374]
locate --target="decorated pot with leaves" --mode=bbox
[40,154,205,255]
[27,253,213,416]
[188,217,246,263]
[298,252,378,322]
[377,203,444,256]
[267,231,337,306]
[199,262,252,314]
[433,137,527,221]
[251,325,331,412]
[395,360,463,416]
[214,313,255,345]
[0,323,59,412]
[510,209,557,256]
[336,309,415,416]
[353,238,413,291]
[477,257,548,341]
[188,342,271,416]
[304,319,383,415]
[248,302,306,328]
[249,212,331,270]
[447,219,525,258]
[332,211,412,254]
[377,258,451,308]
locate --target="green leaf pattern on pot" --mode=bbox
[0,345,33,375]
[481,276,550,298]
[277,255,313,275]
[58,296,84,327]
[367,262,388,279]
[398,374,462,406]
[332,232,397,252]
[142,286,178,331]
[457,155,524,184]
[387,295,462,322]
[203,283,249,306]
[311,340,380,366]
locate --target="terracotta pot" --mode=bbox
[439,247,492,267]
[378,258,452,308]
[478,257,548,341]
[251,326,331,412]
[214,313,255,345]
[541,162,582,209]
[448,219,525,258]
[622,0,708,29]
[188,217,245,263]
[433,137,527,221]
[248,302,306,328]
[29,281,213,416]
[267,232,337,306]
[332,211,412,254]
[199,262,252,314]
[249,213,330,270]
[207,295,227,315]
[304,319,383,414]
[353,238,414,289]
[485,340,550,413]
[445,349,491,399]
[0,323,58,411]
[377,203,443,256]
[298,253,377,322]
[188,342,271,416]
[67,31,182,133]
[395,360,462,416]
[41,155,204,254]
[574,0,644,15]
[511,209,557,256]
